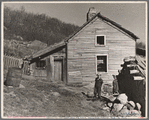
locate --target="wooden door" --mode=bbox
[54,60,62,81]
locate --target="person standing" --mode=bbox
[94,74,103,99]
[112,75,119,95]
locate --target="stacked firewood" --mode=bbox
[117,56,146,117]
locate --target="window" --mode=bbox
[96,35,106,46]
[36,60,46,68]
[97,55,107,72]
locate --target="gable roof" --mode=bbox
[64,12,139,42]
[27,12,139,62]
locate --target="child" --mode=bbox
[113,75,119,95]
[94,74,103,99]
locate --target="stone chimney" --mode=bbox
[87,7,97,21]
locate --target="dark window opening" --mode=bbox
[97,56,107,72]
[97,36,105,45]
[36,60,46,68]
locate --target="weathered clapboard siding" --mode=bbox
[67,16,136,83]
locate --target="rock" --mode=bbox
[128,101,135,108]
[9,91,16,97]
[117,93,128,104]
[8,86,13,88]
[102,83,113,94]
[118,106,130,117]
[19,84,25,88]
[126,103,134,110]
[103,106,110,111]
[113,103,124,112]
[87,91,94,98]
[107,102,113,108]
[51,92,60,97]
[129,110,141,117]
[108,95,116,102]
[136,103,141,111]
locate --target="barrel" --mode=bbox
[4,67,22,87]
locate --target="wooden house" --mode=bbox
[27,7,139,84]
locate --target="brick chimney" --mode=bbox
[87,7,97,21]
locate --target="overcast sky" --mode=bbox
[3,2,147,43]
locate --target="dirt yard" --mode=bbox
[3,76,115,118]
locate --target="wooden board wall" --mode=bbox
[67,17,136,84]
[30,47,67,82]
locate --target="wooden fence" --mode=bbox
[4,55,22,69]
[4,54,29,75]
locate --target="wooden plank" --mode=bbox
[127,64,137,68]
[136,56,146,70]
[133,76,145,80]
[124,59,136,63]
[107,43,135,47]
[136,65,146,78]
[130,70,139,75]
[109,46,135,50]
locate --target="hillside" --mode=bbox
[4,76,114,117]
[4,6,145,58]
[4,6,79,58]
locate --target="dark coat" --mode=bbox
[95,77,103,88]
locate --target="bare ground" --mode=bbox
[3,77,114,118]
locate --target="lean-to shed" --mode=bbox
[27,7,139,84]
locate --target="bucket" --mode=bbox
[5,67,22,87]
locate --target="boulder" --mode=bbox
[117,93,128,104]
[113,103,124,112]
[126,103,134,110]
[128,101,135,108]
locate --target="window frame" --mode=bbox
[36,60,46,69]
[96,54,108,74]
[95,35,106,46]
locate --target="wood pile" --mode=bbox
[117,56,146,117]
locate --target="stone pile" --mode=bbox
[103,93,142,117]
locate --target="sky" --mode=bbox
[3,2,147,44]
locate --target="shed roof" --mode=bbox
[27,12,139,62]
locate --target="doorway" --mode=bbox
[54,60,63,81]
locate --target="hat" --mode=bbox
[128,101,135,108]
